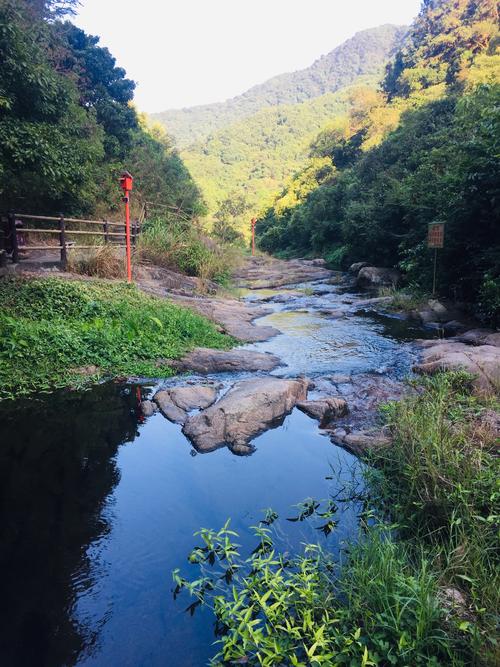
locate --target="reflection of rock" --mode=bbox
[154,384,219,424]
[140,399,157,417]
[415,338,500,394]
[357,267,401,288]
[183,377,309,453]
[168,348,281,374]
[234,257,332,289]
[297,398,348,426]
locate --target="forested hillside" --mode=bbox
[182,77,378,221]
[257,0,499,321]
[0,0,204,218]
[152,25,406,147]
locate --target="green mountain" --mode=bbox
[182,77,378,215]
[152,24,406,147]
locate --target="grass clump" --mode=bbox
[374,372,500,662]
[138,216,241,284]
[0,276,234,399]
[67,244,127,279]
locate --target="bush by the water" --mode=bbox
[0,277,234,399]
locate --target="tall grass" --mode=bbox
[373,372,500,661]
[67,244,126,279]
[138,216,241,284]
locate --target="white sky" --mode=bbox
[74,0,422,113]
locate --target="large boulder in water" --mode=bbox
[357,266,401,288]
[348,262,370,275]
[414,338,500,394]
[183,377,309,453]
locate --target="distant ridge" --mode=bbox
[152,24,407,146]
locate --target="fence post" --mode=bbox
[8,212,19,264]
[132,219,138,247]
[59,213,67,270]
[103,220,109,244]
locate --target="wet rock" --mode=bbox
[296,398,348,425]
[331,430,391,456]
[354,296,393,308]
[357,266,401,288]
[154,384,219,423]
[183,377,309,453]
[415,339,500,394]
[318,308,346,318]
[442,320,466,334]
[168,348,281,375]
[348,262,370,275]
[140,400,157,417]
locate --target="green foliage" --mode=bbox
[176,373,499,665]
[174,514,456,665]
[0,276,234,399]
[0,0,204,218]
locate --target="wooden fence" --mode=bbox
[0,213,141,270]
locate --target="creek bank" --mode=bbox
[182,377,310,454]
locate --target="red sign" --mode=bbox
[428,222,445,248]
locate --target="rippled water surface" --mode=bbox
[0,280,432,667]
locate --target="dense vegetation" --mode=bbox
[152,25,406,147]
[0,0,204,218]
[257,0,499,320]
[175,373,499,665]
[0,277,234,399]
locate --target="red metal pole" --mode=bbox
[125,194,132,282]
[251,218,256,256]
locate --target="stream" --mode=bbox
[0,276,435,667]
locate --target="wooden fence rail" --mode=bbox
[0,212,141,270]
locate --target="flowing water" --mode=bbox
[0,279,435,667]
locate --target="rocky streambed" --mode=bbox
[2,256,498,667]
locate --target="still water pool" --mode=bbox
[0,282,432,666]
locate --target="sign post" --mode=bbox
[251,217,256,256]
[427,222,445,295]
[119,171,134,282]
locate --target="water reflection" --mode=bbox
[0,384,140,667]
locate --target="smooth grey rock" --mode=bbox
[183,377,309,453]
[357,266,401,288]
[169,348,281,375]
[415,339,500,394]
[348,262,369,274]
